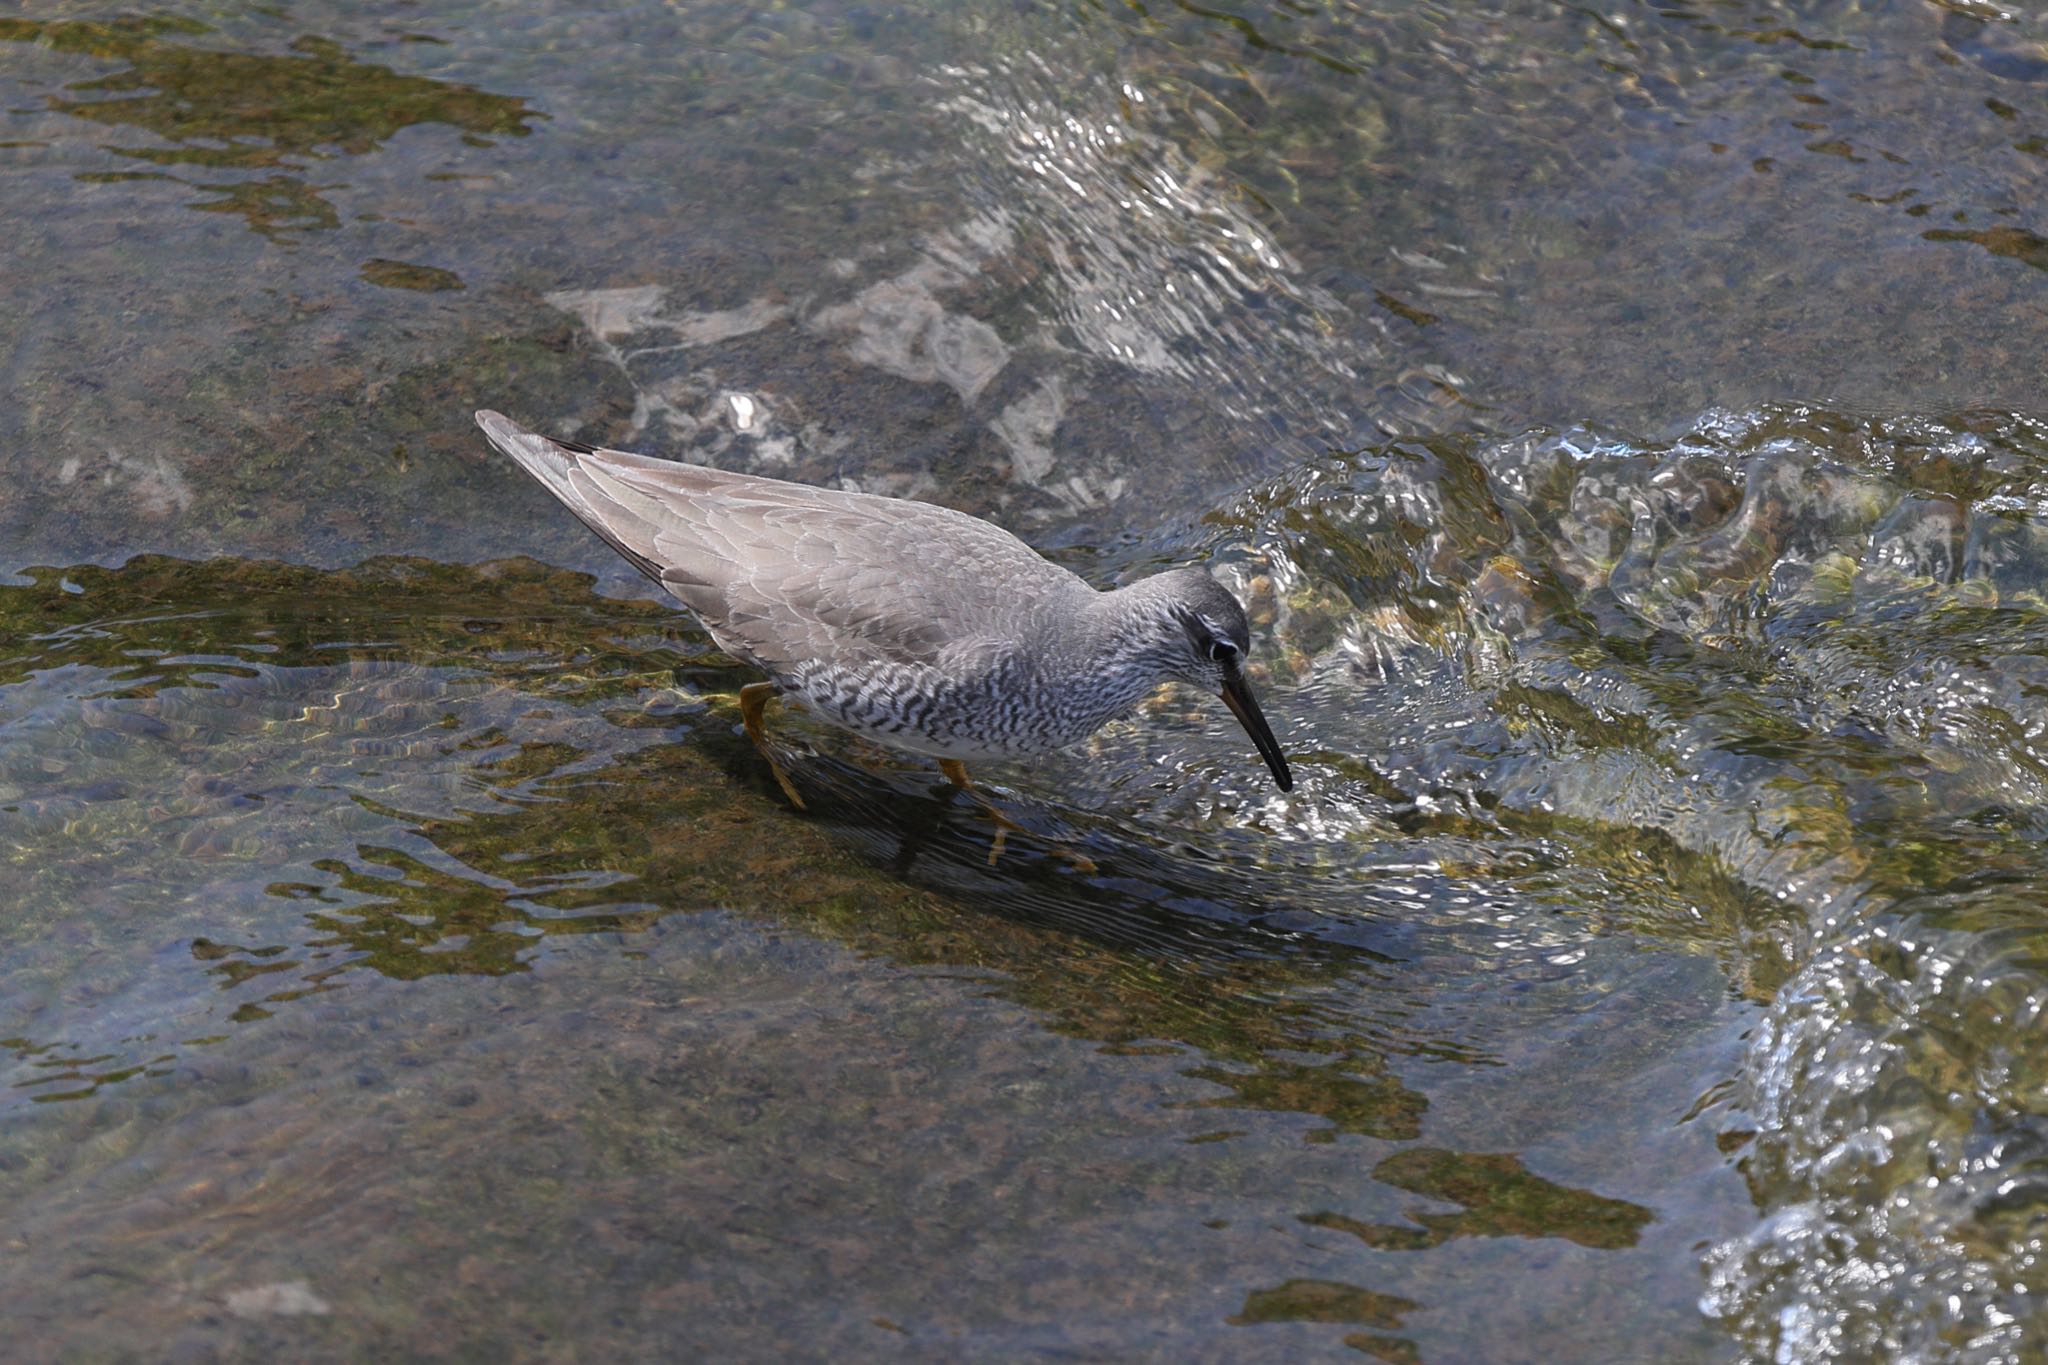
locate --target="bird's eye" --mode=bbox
[1208,640,1239,664]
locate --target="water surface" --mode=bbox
[6,2,2048,1359]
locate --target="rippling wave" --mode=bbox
[1177,405,2048,1360]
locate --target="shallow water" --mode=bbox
[6,1,2048,1359]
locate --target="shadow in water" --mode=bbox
[0,556,1463,1143]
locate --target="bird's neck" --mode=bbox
[1052,584,1183,706]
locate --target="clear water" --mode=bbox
[5,2,2048,1359]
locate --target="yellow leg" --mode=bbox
[739,682,806,810]
[939,761,1008,864]
[938,761,1094,873]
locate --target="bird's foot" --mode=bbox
[738,682,806,810]
[936,760,1095,873]
[760,752,807,811]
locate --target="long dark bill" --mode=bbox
[1219,668,1293,792]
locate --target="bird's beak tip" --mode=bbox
[1218,672,1293,793]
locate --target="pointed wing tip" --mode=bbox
[475,409,523,441]
[475,409,580,494]
[476,410,609,463]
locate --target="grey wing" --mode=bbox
[476,411,1078,677]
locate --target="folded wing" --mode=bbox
[475,411,1079,679]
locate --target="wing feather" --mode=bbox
[475,411,1086,678]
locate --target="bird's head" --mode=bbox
[1118,567,1293,792]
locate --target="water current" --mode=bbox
[6,1,2048,1359]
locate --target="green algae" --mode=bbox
[1304,1148,1655,1252]
[1229,1277,1416,1328]
[360,258,464,291]
[0,16,537,237]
